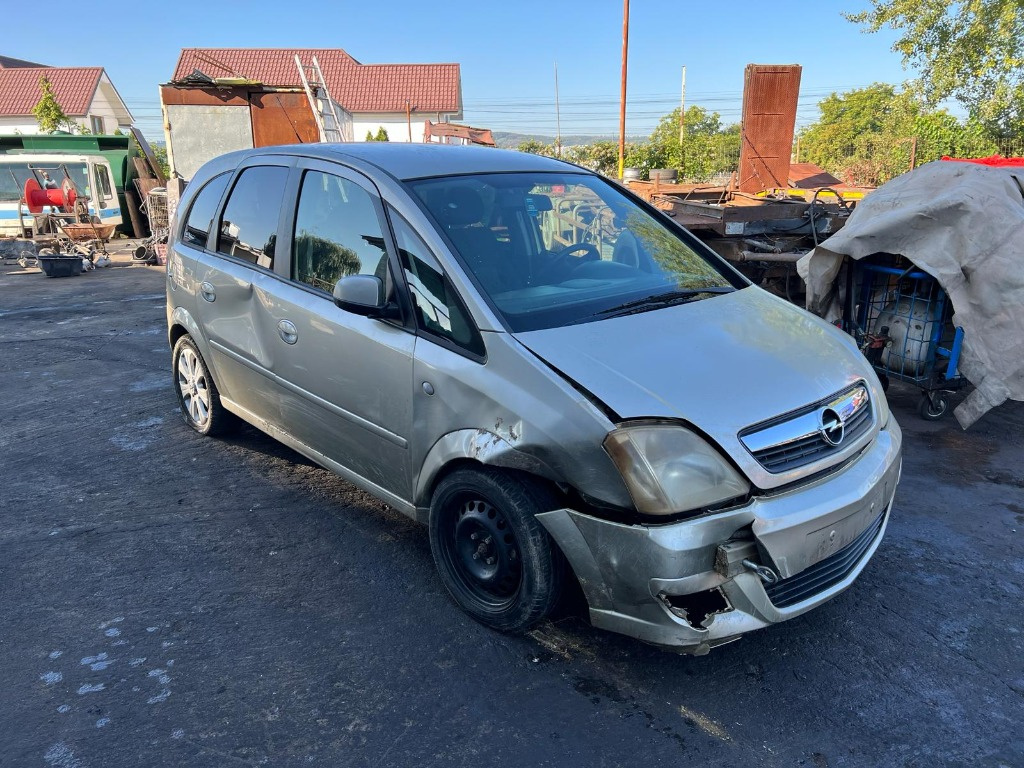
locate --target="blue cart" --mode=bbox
[843,257,965,420]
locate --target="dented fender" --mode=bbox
[415,428,560,509]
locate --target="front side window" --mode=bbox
[181,172,229,249]
[95,164,112,198]
[392,211,484,357]
[0,162,91,203]
[217,166,289,269]
[292,170,389,292]
[408,172,743,332]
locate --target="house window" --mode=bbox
[89,115,104,134]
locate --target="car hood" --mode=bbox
[513,287,881,486]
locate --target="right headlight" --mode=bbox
[604,424,750,517]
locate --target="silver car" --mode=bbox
[166,144,901,654]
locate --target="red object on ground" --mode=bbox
[941,154,1024,166]
[22,177,76,213]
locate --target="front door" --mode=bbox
[263,159,415,501]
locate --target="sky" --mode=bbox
[3,0,917,141]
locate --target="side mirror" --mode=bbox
[333,274,395,318]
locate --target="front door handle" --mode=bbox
[200,282,216,302]
[278,319,298,345]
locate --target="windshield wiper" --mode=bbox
[595,287,735,319]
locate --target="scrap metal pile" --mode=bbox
[798,158,1024,428]
[626,65,872,303]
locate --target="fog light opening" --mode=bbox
[659,588,732,628]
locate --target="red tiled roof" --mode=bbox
[171,48,460,114]
[0,67,103,116]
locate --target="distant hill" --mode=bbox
[493,131,647,149]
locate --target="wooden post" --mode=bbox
[909,136,918,170]
[617,0,629,179]
[407,100,412,143]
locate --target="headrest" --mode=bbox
[438,186,485,226]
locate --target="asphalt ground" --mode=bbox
[1,253,1022,767]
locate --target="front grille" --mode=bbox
[765,510,886,608]
[741,384,873,474]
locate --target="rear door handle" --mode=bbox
[278,319,298,345]
[200,282,216,302]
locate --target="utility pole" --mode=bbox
[406,100,412,142]
[679,66,686,174]
[554,61,562,158]
[617,0,629,179]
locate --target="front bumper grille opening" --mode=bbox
[658,588,732,628]
[765,510,886,609]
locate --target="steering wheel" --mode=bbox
[554,242,600,264]
[538,242,601,283]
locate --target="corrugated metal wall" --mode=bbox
[737,64,802,193]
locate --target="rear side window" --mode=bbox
[292,170,389,292]
[182,172,229,249]
[393,212,484,357]
[217,166,289,269]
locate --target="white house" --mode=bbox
[0,56,133,135]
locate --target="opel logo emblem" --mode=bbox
[819,407,845,446]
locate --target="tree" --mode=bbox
[375,127,389,142]
[798,83,998,185]
[848,0,1024,134]
[624,106,739,182]
[563,140,619,175]
[517,139,556,157]
[150,144,171,179]
[32,76,73,134]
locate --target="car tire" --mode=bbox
[172,334,233,436]
[428,468,565,633]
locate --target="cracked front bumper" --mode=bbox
[537,420,902,654]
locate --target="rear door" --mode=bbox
[192,157,294,425]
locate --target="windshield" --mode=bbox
[0,161,92,203]
[408,172,743,332]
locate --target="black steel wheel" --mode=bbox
[918,392,949,421]
[428,468,565,633]
[172,334,235,436]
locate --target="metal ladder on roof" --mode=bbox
[295,54,344,143]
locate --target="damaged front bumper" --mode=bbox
[537,420,902,654]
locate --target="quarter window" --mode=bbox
[181,172,230,249]
[393,212,484,357]
[217,165,289,269]
[292,171,389,292]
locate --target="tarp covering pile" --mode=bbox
[797,160,1024,428]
